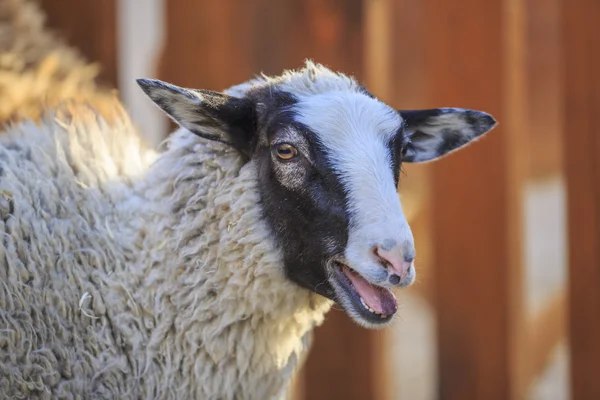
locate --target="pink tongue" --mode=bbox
[342,266,398,316]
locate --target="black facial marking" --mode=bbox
[388,126,406,186]
[248,88,297,121]
[250,89,351,299]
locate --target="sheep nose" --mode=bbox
[374,244,414,283]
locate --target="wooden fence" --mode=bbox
[38,0,600,398]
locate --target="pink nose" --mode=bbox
[375,245,413,281]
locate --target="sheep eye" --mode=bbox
[275,143,297,160]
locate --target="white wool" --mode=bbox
[224,60,361,99]
[0,104,332,399]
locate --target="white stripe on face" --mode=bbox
[295,91,415,282]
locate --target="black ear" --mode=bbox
[136,78,256,158]
[398,108,497,163]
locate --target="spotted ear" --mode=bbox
[398,108,497,163]
[136,78,256,157]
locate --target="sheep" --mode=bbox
[0,0,118,125]
[0,61,497,399]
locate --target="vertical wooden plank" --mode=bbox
[116,0,167,148]
[503,0,529,394]
[563,0,600,398]
[39,0,118,87]
[252,0,363,77]
[426,0,528,398]
[157,1,258,91]
[364,0,392,102]
[525,289,566,384]
[526,0,563,179]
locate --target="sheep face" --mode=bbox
[137,64,496,329]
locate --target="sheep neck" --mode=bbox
[122,130,333,398]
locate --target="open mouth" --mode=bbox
[330,262,398,326]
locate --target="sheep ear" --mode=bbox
[136,78,256,157]
[398,108,497,163]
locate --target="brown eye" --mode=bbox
[275,143,297,160]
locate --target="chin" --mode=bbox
[327,262,399,329]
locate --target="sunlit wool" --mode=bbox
[0,101,332,399]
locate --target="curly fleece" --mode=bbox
[0,103,332,399]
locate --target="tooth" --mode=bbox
[359,297,382,315]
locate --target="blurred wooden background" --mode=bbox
[36,0,599,398]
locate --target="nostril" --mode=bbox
[373,246,391,268]
[373,246,381,257]
[373,246,387,263]
[375,243,412,279]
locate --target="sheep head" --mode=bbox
[136,61,497,329]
